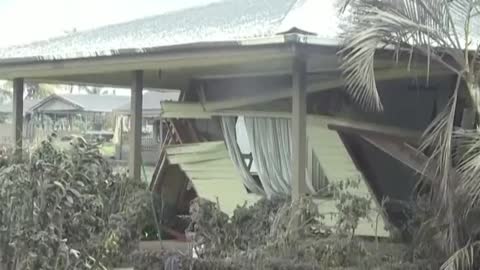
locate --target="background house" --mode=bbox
[29,94,129,141]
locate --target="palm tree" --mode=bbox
[24,81,55,99]
[340,0,480,268]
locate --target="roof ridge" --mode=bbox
[51,94,85,110]
[0,0,314,60]
[29,94,84,112]
[4,0,227,50]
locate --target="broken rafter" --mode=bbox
[160,101,422,143]
[359,133,436,180]
[327,118,422,145]
[201,67,452,111]
[355,133,461,184]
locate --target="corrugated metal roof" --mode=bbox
[0,0,340,61]
[114,91,180,113]
[62,94,130,112]
[32,94,130,113]
[165,141,259,216]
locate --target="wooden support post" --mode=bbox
[12,78,24,159]
[307,138,313,187]
[119,119,124,160]
[291,56,308,200]
[129,70,143,181]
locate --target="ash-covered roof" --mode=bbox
[114,91,180,114]
[0,0,340,61]
[31,94,130,113]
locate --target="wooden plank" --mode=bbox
[129,70,143,181]
[160,103,422,143]
[359,133,437,181]
[161,102,212,119]
[166,141,225,155]
[180,158,234,168]
[12,78,23,159]
[190,177,243,182]
[292,56,308,199]
[359,132,461,188]
[203,80,340,111]
[185,171,240,180]
[181,165,237,172]
[325,117,422,145]
[168,151,229,164]
[180,163,235,171]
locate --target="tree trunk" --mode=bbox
[466,80,480,126]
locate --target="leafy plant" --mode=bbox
[329,178,372,239]
[0,137,153,269]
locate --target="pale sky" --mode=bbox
[0,0,219,48]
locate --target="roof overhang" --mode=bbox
[0,34,335,88]
[0,33,424,91]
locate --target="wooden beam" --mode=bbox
[12,78,24,159]
[202,68,452,111]
[166,141,226,155]
[203,79,340,111]
[161,101,422,143]
[359,133,438,182]
[179,159,234,171]
[291,56,308,199]
[129,70,143,181]
[326,118,422,145]
[161,102,212,119]
[168,152,229,164]
[194,70,291,80]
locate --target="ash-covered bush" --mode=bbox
[185,192,417,270]
[0,137,153,270]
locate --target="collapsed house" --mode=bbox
[0,0,455,241]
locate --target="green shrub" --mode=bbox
[0,137,153,269]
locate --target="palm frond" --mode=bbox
[452,129,480,213]
[419,77,461,253]
[340,0,466,111]
[440,241,480,270]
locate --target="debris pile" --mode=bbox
[177,197,424,270]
